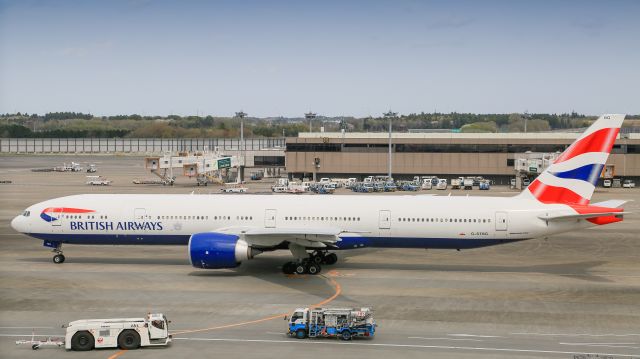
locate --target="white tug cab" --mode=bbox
[63,313,171,351]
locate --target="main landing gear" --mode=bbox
[282,250,338,275]
[52,244,65,264]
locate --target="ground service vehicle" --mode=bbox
[463,178,474,190]
[436,178,448,190]
[85,176,111,186]
[288,307,375,341]
[64,313,171,351]
[603,179,612,187]
[622,179,635,188]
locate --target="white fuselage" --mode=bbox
[11,194,590,250]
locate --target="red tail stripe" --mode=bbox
[554,127,619,164]
[43,207,95,214]
[528,179,589,205]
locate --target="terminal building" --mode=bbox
[285,132,640,184]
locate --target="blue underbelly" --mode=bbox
[27,233,522,249]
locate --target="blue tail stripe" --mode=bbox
[550,164,603,185]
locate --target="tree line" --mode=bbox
[1,111,636,138]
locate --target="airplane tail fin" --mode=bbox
[520,114,625,205]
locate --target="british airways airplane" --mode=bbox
[10,114,628,275]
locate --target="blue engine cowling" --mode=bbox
[189,232,256,269]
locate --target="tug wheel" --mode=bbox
[118,330,140,350]
[71,331,94,351]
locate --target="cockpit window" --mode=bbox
[22,211,30,217]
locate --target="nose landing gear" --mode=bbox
[52,244,65,264]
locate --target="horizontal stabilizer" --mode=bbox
[539,211,629,222]
[590,199,630,208]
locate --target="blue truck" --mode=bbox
[287,307,376,341]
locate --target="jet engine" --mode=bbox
[188,232,259,269]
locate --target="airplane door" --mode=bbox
[264,209,276,228]
[495,211,508,231]
[379,210,391,229]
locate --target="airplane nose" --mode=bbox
[10,216,23,233]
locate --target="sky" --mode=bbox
[1,0,639,117]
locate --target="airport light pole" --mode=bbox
[305,112,316,132]
[235,111,247,183]
[383,111,397,180]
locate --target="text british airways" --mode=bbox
[69,221,164,231]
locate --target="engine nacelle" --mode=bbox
[188,232,257,269]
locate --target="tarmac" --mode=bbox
[0,155,639,359]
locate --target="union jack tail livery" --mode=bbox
[523,114,625,205]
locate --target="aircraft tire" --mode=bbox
[311,253,324,265]
[53,254,65,264]
[307,263,321,275]
[324,253,338,265]
[294,263,307,275]
[282,262,295,274]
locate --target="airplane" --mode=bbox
[10,114,628,275]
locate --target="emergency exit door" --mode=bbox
[264,209,277,228]
[495,211,508,231]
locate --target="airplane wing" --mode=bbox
[212,226,370,248]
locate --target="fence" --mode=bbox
[0,138,285,154]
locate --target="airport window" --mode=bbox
[254,156,285,166]
[286,143,341,152]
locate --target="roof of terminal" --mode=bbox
[297,132,640,140]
